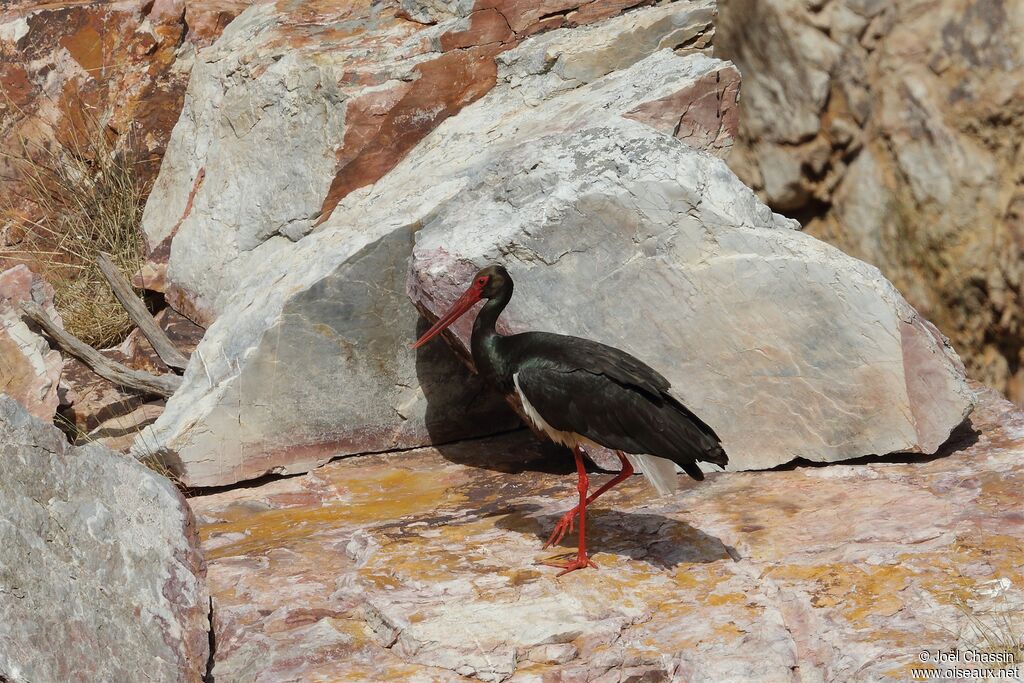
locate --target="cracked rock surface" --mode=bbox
[191,385,1023,682]
[0,396,210,683]
[407,121,973,470]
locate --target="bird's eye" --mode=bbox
[477,277,488,286]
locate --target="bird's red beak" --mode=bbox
[410,281,484,349]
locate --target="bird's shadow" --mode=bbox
[488,502,738,568]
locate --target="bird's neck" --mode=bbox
[471,288,512,388]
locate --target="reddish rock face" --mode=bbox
[311,0,677,227]
[0,0,251,269]
[0,266,62,422]
[624,62,741,158]
[315,46,502,225]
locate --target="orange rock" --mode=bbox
[316,46,501,225]
[440,8,515,51]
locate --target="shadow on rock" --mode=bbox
[433,433,580,476]
[490,502,738,568]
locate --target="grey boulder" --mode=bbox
[0,395,210,682]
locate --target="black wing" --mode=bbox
[509,333,727,480]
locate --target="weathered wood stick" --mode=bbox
[20,300,182,397]
[97,251,189,371]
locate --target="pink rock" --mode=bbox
[0,265,62,421]
[190,386,1024,681]
[624,62,741,158]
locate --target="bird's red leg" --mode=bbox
[540,445,599,576]
[544,451,634,549]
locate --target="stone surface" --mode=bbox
[406,125,973,470]
[191,384,1024,682]
[133,0,732,486]
[60,357,147,438]
[0,266,62,422]
[715,0,1024,403]
[86,401,167,454]
[117,307,204,375]
[0,395,209,683]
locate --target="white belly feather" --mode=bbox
[513,372,603,451]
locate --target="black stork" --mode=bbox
[412,264,728,575]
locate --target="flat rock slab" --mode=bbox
[192,386,1024,682]
[0,395,210,683]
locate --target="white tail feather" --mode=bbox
[625,453,680,496]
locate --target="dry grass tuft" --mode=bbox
[950,589,1024,667]
[1,107,148,348]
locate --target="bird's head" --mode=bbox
[474,264,510,299]
[411,264,511,349]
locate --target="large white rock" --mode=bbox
[0,395,210,683]
[406,125,975,469]
[133,1,732,486]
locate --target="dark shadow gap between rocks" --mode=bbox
[203,597,216,683]
[768,416,981,473]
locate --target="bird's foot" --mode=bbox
[538,551,598,577]
[543,507,579,549]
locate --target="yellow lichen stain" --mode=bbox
[712,621,746,640]
[972,471,1024,512]
[355,517,507,587]
[360,539,482,587]
[668,568,703,590]
[761,537,1024,641]
[507,568,543,586]
[765,563,914,627]
[200,466,469,560]
[954,534,1024,580]
[633,568,757,652]
[706,592,746,607]
[510,661,555,679]
[310,661,428,683]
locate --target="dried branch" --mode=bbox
[96,251,189,371]
[20,300,182,397]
